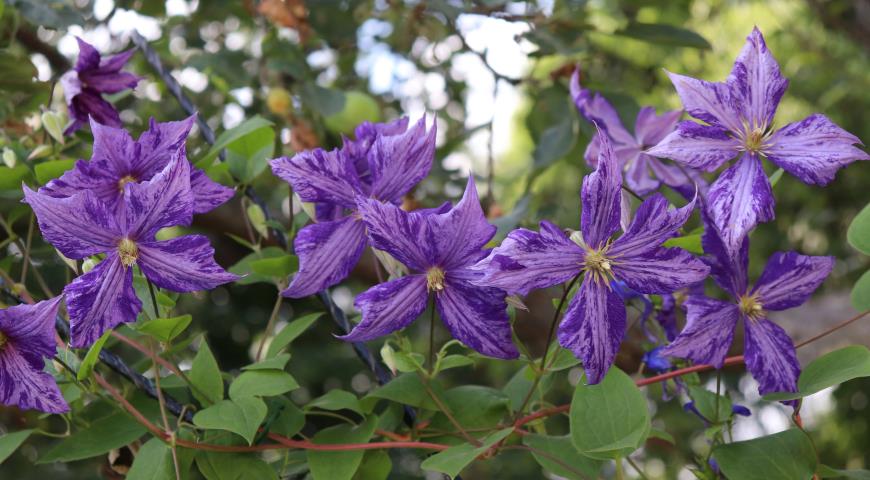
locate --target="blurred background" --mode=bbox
[1,0,869,478]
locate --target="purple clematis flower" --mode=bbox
[339,177,519,359]
[61,37,140,135]
[270,117,435,298]
[570,68,703,197]
[473,130,709,383]
[42,117,234,215]
[647,27,869,256]
[24,158,238,348]
[660,211,834,399]
[0,296,68,413]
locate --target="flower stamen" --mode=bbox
[738,294,765,322]
[117,175,137,192]
[118,238,139,267]
[426,267,445,292]
[583,247,615,286]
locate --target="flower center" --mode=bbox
[738,123,772,154]
[117,175,137,192]
[583,247,614,285]
[738,294,764,321]
[426,267,446,292]
[118,237,139,267]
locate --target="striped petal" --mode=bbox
[0,297,63,369]
[609,193,696,259]
[340,275,429,342]
[435,278,518,359]
[581,129,622,248]
[270,148,362,209]
[367,116,436,202]
[751,252,834,311]
[137,236,239,293]
[727,27,788,130]
[611,247,709,295]
[0,346,68,413]
[707,153,774,257]
[665,71,742,133]
[282,216,367,298]
[646,121,740,172]
[744,318,800,399]
[123,157,193,240]
[660,296,739,368]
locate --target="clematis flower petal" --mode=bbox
[137,236,239,292]
[367,116,436,202]
[97,48,137,72]
[660,296,739,368]
[612,248,709,295]
[472,220,585,296]
[700,209,749,297]
[765,114,870,186]
[435,279,519,359]
[355,197,436,272]
[581,129,622,248]
[557,277,627,385]
[270,148,362,209]
[609,192,696,259]
[282,216,368,298]
[344,117,410,166]
[624,152,660,195]
[64,253,141,348]
[646,121,740,171]
[751,252,834,311]
[665,71,742,133]
[189,167,235,214]
[570,70,636,146]
[428,177,496,269]
[132,116,196,178]
[123,157,193,240]
[0,297,63,370]
[23,187,120,259]
[71,89,122,128]
[0,346,68,413]
[89,119,136,173]
[340,275,429,342]
[707,153,775,257]
[634,107,682,147]
[727,27,789,130]
[40,159,122,207]
[744,317,800,398]
[73,37,101,71]
[78,70,139,94]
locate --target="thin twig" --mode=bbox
[256,292,284,362]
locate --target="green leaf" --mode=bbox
[713,429,816,480]
[189,341,224,406]
[569,368,651,459]
[199,116,273,165]
[848,202,870,255]
[39,412,147,463]
[663,233,703,255]
[648,428,675,445]
[193,397,268,445]
[532,115,576,170]
[195,451,278,480]
[307,417,377,480]
[688,386,732,423]
[127,437,194,480]
[851,270,870,312]
[243,353,291,371]
[616,22,711,49]
[225,124,275,182]
[437,354,474,372]
[269,397,305,437]
[307,389,362,414]
[137,314,192,343]
[363,373,437,410]
[266,312,323,357]
[229,247,289,286]
[229,370,299,399]
[34,159,75,185]
[249,255,298,279]
[523,434,603,479]
[0,165,31,191]
[549,348,582,371]
[437,386,511,430]
[353,450,392,480]
[765,346,870,401]
[77,329,111,381]
[420,428,513,478]
[819,465,870,479]
[0,430,32,464]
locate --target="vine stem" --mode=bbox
[151,341,182,480]
[255,292,283,362]
[428,295,436,375]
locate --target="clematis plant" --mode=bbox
[24,158,238,348]
[270,117,435,298]
[661,211,834,399]
[42,117,234,215]
[648,27,869,256]
[473,131,709,383]
[61,37,140,135]
[570,68,701,196]
[340,177,519,359]
[0,297,68,413]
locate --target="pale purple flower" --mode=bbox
[0,296,68,413]
[24,158,238,348]
[571,68,703,196]
[270,117,435,298]
[340,177,518,359]
[473,131,709,383]
[42,117,234,215]
[647,27,869,256]
[61,37,140,135]
[660,211,834,399]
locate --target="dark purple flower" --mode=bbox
[473,130,709,383]
[660,212,834,399]
[339,177,519,359]
[643,346,671,373]
[0,297,68,413]
[42,117,233,215]
[270,117,435,298]
[24,158,238,348]
[570,68,703,197]
[61,37,140,135]
[647,27,869,256]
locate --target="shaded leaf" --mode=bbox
[713,429,816,480]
